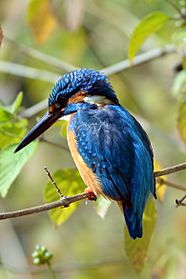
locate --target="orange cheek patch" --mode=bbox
[68,91,86,104]
[49,105,55,113]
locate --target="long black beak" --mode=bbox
[14,110,63,153]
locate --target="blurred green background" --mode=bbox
[0,0,186,278]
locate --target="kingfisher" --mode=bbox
[15,68,156,239]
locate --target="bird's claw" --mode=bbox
[84,188,97,201]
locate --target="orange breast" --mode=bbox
[67,116,104,197]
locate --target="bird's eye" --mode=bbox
[54,103,61,109]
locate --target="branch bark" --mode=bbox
[102,45,177,75]
[5,36,76,72]
[0,162,185,221]
[0,61,60,83]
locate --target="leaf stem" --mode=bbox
[47,262,56,279]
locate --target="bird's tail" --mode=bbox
[118,201,143,239]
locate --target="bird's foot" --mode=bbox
[84,188,97,201]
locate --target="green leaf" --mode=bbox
[0,106,12,121]
[0,118,28,149]
[10,92,23,114]
[0,142,38,197]
[177,100,186,144]
[125,199,157,274]
[44,169,85,225]
[128,11,169,61]
[0,93,27,149]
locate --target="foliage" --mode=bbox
[128,11,169,61]
[44,169,85,225]
[0,142,37,197]
[0,92,27,149]
[0,93,38,197]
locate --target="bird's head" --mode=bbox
[15,68,118,152]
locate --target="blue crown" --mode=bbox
[49,68,118,105]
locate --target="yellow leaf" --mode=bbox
[154,160,167,202]
[27,0,57,43]
[177,100,186,144]
[125,199,157,274]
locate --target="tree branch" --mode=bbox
[0,61,60,83]
[154,162,186,177]
[39,136,70,152]
[5,36,76,72]
[0,162,185,221]
[102,45,177,76]
[20,44,177,118]
[156,178,186,192]
[0,193,90,220]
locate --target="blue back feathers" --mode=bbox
[49,68,118,106]
[49,68,155,239]
[69,105,155,239]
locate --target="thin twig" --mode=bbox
[156,178,186,192]
[0,162,186,221]
[102,45,176,76]
[166,0,184,18]
[0,61,60,83]
[47,262,56,279]
[5,36,76,72]
[175,194,186,207]
[154,162,186,177]
[20,99,48,118]
[0,192,90,220]
[44,167,64,198]
[39,136,70,152]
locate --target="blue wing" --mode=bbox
[70,104,155,239]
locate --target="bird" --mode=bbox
[15,68,156,239]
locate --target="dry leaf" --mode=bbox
[27,0,57,43]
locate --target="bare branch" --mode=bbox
[0,192,90,220]
[44,166,64,198]
[156,178,186,192]
[0,61,60,83]
[20,44,177,118]
[39,136,70,152]
[0,162,186,221]
[5,36,76,72]
[102,45,176,76]
[154,162,186,177]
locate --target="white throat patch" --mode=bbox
[84,95,113,105]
